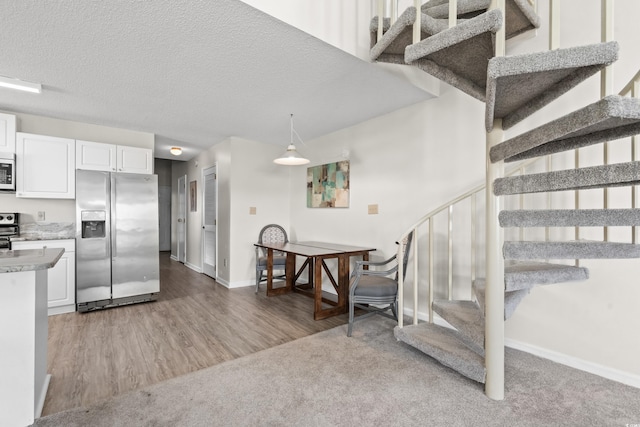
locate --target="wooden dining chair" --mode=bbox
[255,224,288,293]
[347,231,414,336]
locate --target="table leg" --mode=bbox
[266,248,273,295]
[313,255,323,319]
[337,254,349,313]
[286,252,296,292]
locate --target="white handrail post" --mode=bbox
[398,234,404,328]
[449,0,457,28]
[428,218,434,324]
[486,0,506,403]
[377,0,384,43]
[413,0,421,44]
[549,0,560,50]
[448,205,453,300]
[413,227,418,325]
[633,79,639,244]
[602,0,614,241]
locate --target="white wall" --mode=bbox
[0,111,154,223]
[174,137,290,286]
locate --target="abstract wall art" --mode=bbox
[307,160,350,208]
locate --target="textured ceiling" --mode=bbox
[0,0,433,160]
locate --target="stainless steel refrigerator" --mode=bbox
[76,169,160,312]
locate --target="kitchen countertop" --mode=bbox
[0,248,65,273]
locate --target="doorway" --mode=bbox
[177,174,187,263]
[202,166,217,279]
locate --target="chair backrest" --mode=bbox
[257,224,288,256]
[396,230,414,281]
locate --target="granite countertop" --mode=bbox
[11,222,75,242]
[0,248,65,273]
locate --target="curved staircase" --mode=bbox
[369,0,640,391]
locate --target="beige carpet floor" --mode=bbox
[33,316,640,426]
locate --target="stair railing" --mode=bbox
[619,69,640,243]
[396,156,542,327]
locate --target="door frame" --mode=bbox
[201,165,218,278]
[177,174,187,263]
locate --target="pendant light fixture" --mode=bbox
[274,114,310,165]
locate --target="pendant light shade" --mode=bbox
[274,114,309,165]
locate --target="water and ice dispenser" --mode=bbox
[81,210,106,238]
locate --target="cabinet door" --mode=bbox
[11,240,76,315]
[76,140,116,171]
[16,133,75,198]
[0,113,16,153]
[116,146,152,174]
[47,252,75,309]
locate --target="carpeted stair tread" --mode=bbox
[432,300,485,355]
[486,41,619,131]
[500,209,640,227]
[503,240,640,260]
[422,0,539,39]
[370,7,449,63]
[394,323,486,383]
[473,278,530,320]
[405,9,503,101]
[503,260,589,290]
[491,95,640,162]
[494,161,640,195]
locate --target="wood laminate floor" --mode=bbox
[42,252,349,416]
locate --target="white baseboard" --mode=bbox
[185,262,202,273]
[170,255,178,261]
[48,304,75,316]
[401,307,640,389]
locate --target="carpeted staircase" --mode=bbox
[370,0,640,384]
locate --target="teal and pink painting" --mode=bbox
[307,161,350,208]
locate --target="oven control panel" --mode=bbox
[0,213,18,225]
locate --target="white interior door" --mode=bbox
[202,166,217,278]
[177,174,187,263]
[158,185,171,251]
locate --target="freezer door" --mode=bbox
[111,173,160,298]
[76,170,112,303]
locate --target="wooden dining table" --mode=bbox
[254,241,376,320]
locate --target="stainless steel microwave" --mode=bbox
[0,152,16,191]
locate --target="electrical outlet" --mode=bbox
[368,204,378,215]
[223,259,227,267]
[37,211,46,221]
[249,207,257,215]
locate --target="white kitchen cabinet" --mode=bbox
[76,139,116,171]
[76,140,152,174]
[11,239,76,315]
[116,145,153,174]
[0,112,16,153]
[16,132,75,199]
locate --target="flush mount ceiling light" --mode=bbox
[274,114,310,166]
[170,147,182,156]
[0,75,42,94]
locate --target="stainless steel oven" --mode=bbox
[0,213,19,249]
[0,152,16,191]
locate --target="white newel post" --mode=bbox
[486,0,506,402]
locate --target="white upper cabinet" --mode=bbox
[0,113,17,153]
[76,139,117,171]
[116,145,153,174]
[76,140,152,174]
[16,132,75,199]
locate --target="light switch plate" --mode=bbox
[249,207,257,215]
[368,204,378,215]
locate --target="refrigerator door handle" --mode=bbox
[111,173,116,258]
